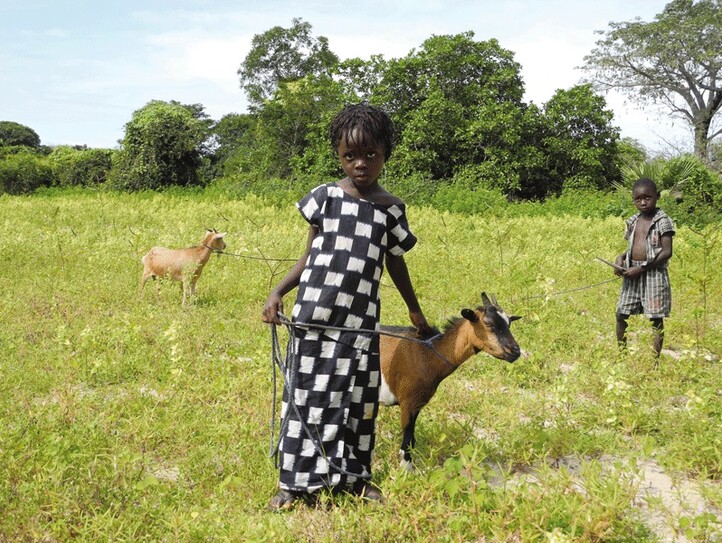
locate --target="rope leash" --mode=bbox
[268,274,618,478]
[267,314,455,479]
[513,277,619,304]
[269,318,372,479]
[203,244,297,262]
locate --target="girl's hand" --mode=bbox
[262,292,284,324]
[409,310,433,339]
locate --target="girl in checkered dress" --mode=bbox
[614,178,675,359]
[262,103,431,510]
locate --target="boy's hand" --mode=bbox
[623,266,644,279]
[614,256,626,277]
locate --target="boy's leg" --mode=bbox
[616,313,629,349]
[650,318,664,358]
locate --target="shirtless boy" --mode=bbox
[614,178,675,358]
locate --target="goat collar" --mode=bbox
[203,243,224,254]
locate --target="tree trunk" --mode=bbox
[693,114,712,164]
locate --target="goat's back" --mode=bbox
[380,325,444,410]
[142,246,204,281]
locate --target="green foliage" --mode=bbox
[48,146,114,187]
[238,17,339,107]
[537,84,621,197]
[378,33,526,183]
[617,137,648,169]
[0,120,41,148]
[0,147,52,194]
[622,154,722,227]
[227,25,623,201]
[209,113,254,175]
[109,101,210,191]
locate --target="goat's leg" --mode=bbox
[189,278,198,303]
[139,273,150,299]
[181,280,188,307]
[399,408,419,472]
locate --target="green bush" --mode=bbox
[48,146,114,187]
[0,149,53,194]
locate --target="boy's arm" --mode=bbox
[623,232,673,279]
[643,232,673,270]
[385,254,432,336]
[261,225,317,324]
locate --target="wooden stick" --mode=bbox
[596,256,627,272]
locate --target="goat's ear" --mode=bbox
[217,232,227,238]
[461,308,479,323]
[509,315,522,323]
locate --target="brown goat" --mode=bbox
[379,293,521,470]
[140,229,226,306]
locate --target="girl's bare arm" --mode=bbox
[385,253,432,336]
[261,225,318,324]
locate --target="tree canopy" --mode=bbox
[231,23,623,198]
[583,0,722,160]
[109,100,210,190]
[0,121,41,148]
[237,18,339,107]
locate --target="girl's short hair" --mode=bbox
[329,103,394,160]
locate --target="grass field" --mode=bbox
[1,188,720,542]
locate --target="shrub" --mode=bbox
[49,146,114,187]
[0,149,53,194]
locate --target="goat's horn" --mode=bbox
[481,292,491,307]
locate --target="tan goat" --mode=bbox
[140,229,227,306]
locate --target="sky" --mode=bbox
[1,0,693,153]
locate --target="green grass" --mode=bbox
[1,188,720,542]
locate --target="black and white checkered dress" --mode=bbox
[278,183,417,492]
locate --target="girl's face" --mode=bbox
[337,128,386,190]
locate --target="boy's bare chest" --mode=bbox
[631,217,652,258]
[634,218,653,241]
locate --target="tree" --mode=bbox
[375,33,525,182]
[539,84,621,196]
[232,75,349,180]
[583,0,722,160]
[0,148,52,194]
[333,56,388,103]
[0,121,41,148]
[208,113,255,177]
[238,18,339,107]
[109,100,209,191]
